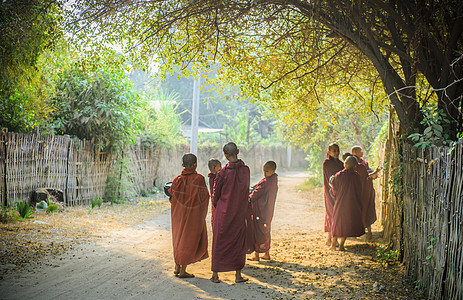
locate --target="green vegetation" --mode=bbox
[0,205,17,223]
[91,196,103,209]
[52,67,143,152]
[0,1,62,133]
[46,204,59,213]
[377,245,399,265]
[16,201,34,219]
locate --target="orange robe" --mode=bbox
[168,167,209,266]
[250,173,278,253]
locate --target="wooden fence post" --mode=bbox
[64,135,72,205]
[1,128,7,206]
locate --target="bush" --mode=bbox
[0,205,18,223]
[16,201,34,219]
[139,189,149,197]
[46,204,58,213]
[52,68,143,153]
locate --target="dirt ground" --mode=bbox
[0,172,420,299]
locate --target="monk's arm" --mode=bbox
[329,176,338,201]
[211,172,224,208]
[249,179,266,203]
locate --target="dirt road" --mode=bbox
[0,172,417,299]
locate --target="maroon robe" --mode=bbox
[208,172,217,226]
[356,156,371,171]
[354,156,377,227]
[330,168,365,237]
[168,168,209,266]
[322,156,344,232]
[250,173,278,253]
[211,159,250,272]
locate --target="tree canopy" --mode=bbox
[69,0,463,140]
[0,0,62,132]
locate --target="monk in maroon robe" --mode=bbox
[210,142,250,283]
[322,143,344,246]
[207,159,221,226]
[329,156,365,250]
[168,153,209,278]
[352,146,380,239]
[248,161,278,261]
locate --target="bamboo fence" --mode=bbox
[380,123,463,299]
[0,131,307,206]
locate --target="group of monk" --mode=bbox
[167,142,278,283]
[323,143,380,251]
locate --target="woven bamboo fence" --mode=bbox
[0,131,113,206]
[380,119,463,300]
[401,142,463,299]
[1,131,307,206]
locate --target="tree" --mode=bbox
[69,0,463,140]
[0,0,62,132]
[52,67,143,152]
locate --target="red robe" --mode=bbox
[354,156,377,227]
[208,172,217,226]
[250,173,278,253]
[323,156,344,232]
[211,159,250,272]
[330,168,365,237]
[168,168,209,266]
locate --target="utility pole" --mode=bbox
[190,76,200,155]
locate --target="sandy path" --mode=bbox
[0,172,416,299]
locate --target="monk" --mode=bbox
[207,158,222,226]
[168,153,209,278]
[351,146,381,239]
[322,143,344,246]
[248,161,278,261]
[330,156,365,251]
[210,142,250,283]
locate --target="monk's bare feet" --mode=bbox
[325,239,332,247]
[210,274,220,283]
[248,255,259,261]
[235,277,249,283]
[174,264,180,276]
[178,272,195,278]
[261,254,271,260]
[329,246,337,251]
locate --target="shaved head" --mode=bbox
[342,152,351,161]
[208,158,221,171]
[182,153,197,168]
[264,161,277,172]
[351,146,362,154]
[223,142,238,158]
[328,143,340,151]
[344,156,357,169]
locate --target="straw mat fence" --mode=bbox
[381,130,463,299]
[1,131,307,206]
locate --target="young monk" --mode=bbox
[207,159,222,226]
[329,156,365,250]
[351,146,380,240]
[322,143,344,247]
[248,161,279,261]
[168,153,210,278]
[210,142,250,283]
